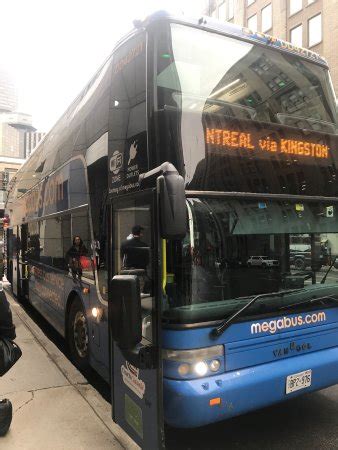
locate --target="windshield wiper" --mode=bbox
[279,295,338,311]
[320,256,337,284]
[211,288,304,338]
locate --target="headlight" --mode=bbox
[209,359,221,372]
[163,345,224,379]
[194,361,208,377]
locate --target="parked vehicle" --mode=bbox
[247,256,279,267]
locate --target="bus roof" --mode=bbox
[7,10,330,207]
[137,10,328,68]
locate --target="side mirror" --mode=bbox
[139,162,186,240]
[110,275,141,349]
[157,168,186,240]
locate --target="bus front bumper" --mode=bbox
[163,346,338,428]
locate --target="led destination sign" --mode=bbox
[206,127,329,159]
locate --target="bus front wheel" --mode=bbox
[67,297,90,371]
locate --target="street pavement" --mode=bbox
[0,289,139,450]
[4,277,338,449]
[166,385,338,449]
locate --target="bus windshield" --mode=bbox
[157,23,337,130]
[164,198,338,324]
[156,23,338,197]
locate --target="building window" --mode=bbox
[218,1,226,19]
[290,24,303,47]
[261,4,272,32]
[247,14,258,32]
[247,0,255,5]
[290,0,302,16]
[228,0,234,19]
[308,13,322,47]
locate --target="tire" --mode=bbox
[294,258,306,271]
[262,263,267,268]
[67,297,90,371]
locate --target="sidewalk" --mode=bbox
[0,289,139,450]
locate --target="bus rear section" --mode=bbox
[161,196,338,428]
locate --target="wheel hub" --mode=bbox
[73,311,88,358]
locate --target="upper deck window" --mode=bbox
[156,24,337,131]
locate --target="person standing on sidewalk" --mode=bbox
[0,288,16,436]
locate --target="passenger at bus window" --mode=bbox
[66,236,88,281]
[27,234,40,261]
[120,225,149,270]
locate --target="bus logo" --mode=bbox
[110,151,123,174]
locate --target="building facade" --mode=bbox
[0,67,45,214]
[0,67,18,113]
[203,0,338,96]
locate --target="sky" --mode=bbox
[1,0,206,132]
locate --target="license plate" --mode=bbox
[286,369,312,394]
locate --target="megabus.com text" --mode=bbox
[251,312,326,335]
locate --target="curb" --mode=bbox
[5,289,139,450]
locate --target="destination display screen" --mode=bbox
[206,127,329,160]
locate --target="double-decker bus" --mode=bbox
[6,10,338,449]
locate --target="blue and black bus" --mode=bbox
[6,11,338,449]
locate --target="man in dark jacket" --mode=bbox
[120,225,149,270]
[0,290,15,436]
[120,225,151,294]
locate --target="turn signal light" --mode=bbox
[209,397,221,406]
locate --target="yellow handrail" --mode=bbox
[162,239,167,294]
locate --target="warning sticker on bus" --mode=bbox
[121,362,146,399]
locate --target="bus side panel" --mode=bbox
[28,263,65,336]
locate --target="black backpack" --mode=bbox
[0,290,21,377]
[0,291,15,340]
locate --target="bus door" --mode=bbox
[11,226,19,297]
[18,223,29,300]
[5,227,13,285]
[109,190,164,450]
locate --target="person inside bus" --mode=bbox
[120,225,151,293]
[66,236,88,281]
[120,225,149,269]
[0,290,17,436]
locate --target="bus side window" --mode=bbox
[71,209,94,280]
[27,222,40,262]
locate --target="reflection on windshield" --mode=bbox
[157,24,337,129]
[164,198,338,323]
